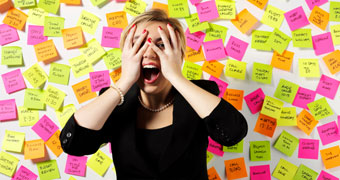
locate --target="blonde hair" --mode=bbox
[120,9,186,59]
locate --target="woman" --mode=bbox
[60,9,248,179]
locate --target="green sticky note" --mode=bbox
[223,139,243,153]
[273,158,298,180]
[330,1,340,22]
[56,104,76,128]
[123,0,147,17]
[298,58,320,77]
[43,85,66,110]
[87,149,113,176]
[274,130,299,157]
[216,0,236,19]
[250,141,271,161]
[18,106,39,127]
[90,0,107,6]
[44,16,64,37]
[261,5,285,29]
[293,164,318,180]
[48,63,70,85]
[14,0,36,8]
[37,160,60,180]
[207,151,214,164]
[103,48,122,70]
[266,28,291,54]
[69,176,77,180]
[252,62,272,84]
[225,59,247,80]
[24,89,45,110]
[27,8,48,26]
[77,10,100,35]
[1,46,23,66]
[23,63,48,88]
[0,151,19,177]
[182,61,202,80]
[251,30,272,51]
[205,23,228,43]
[292,29,313,48]
[79,38,106,64]
[330,24,340,45]
[274,79,299,104]
[278,107,297,126]
[38,0,60,14]
[168,0,190,18]
[261,96,284,119]
[307,97,334,121]
[2,130,25,153]
[69,55,94,78]
[185,13,209,33]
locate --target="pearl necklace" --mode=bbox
[138,96,174,112]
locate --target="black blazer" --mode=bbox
[60,80,248,180]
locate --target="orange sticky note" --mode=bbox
[152,2,169,17]
[297,109,318,135]
[106,11,128,29]
[0,0,13,13]
[3,8,28,31]
[202,60,224,78]
[45,130,63,157]
[309,6,329,31]
[207,166,221,180]
[34,39,59,63]
[110,67,121,83]
[320,146,340,169]
[247,0,268,9]
[72,79,97,104]
[24,139,45,160]
[254,113,277,138]
[60,0,81,5]
[231,9,258,34]
[61,26,85,49]
[223,89,244,110]
[184,46,205,62]
[224,157,248,180]
[323,50,340,75]
[271,50,295,71]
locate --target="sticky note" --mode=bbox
[61,26,85,49]
[69,176,77,180]
[252,62,272,84]
[249,165,271,180]
[251,30,271,51]
[0,24,19,45]
[1,46,23,66]
[18,106,39,126]
[196,0,219,22]
[306,0,328,10]
[48,63,70,85]
[207,151,214,164]
[106,11,128,29]
[323,50,340,74]
[223,88,244,110]
[316,74,340,100]
[231,9,258,34]
[90,70,111,92]
[250,141,271,161]
[298,138,319,159]
[292,29,313,48]
[2,130,25,153]
[201,60,224,78]
[216,0,235,19]
[24,89,45,110]
[330,1,340,22]
[12,165,38,180]
[24,139,45,160]
[247,0,268,9]
[244,88,265,114]
[110,68,121,83]
[45,130,63,157]
[184,46,205,62]
[44,16,64,37]
[0,99,17,121]
[77,10,100,35]
[185,13,209,33]
[292,87,316,109]
[34,39,59,63]
[274,79,299,104]
[254,113,277,138]
[273,158,298,180]
[56,104,76,128]
[60,0,81,5]
[223,139,243,153]
[182,61,202,80]
[87,149,113,176]
[260,96,284,119]
[225,59,247,80]
[37,160,60,180]
[309,6,329,30]
[205,23,227,43]
[168,0,189,18]
[261,5,285,29]
[297,109,318,135]
[123,0,147,16]
[0,151,19,177]
[32,115,59,141]
[38,0,59,14]
[293,164,319,180]
[209,76,228,98]
[224,157,248,179]
[274,130,299,156]
[185,29,205,51]
[278,107,297,126]
[208,137,224,156]
[65,155,87,176]
[271,50,295,71]
[69,54,94,78]
[0,0,12,13]
[27,8,48,26]
[101,27,122,48]
[1,69,26,94]
[320,146,340,169]
[307,97,334,121]
[284,6,309,31]
[317,171,339,180]
[207,166,221,180]
[89,0,107,6]
[203,39,226,61]
[43,85,66,110]
[3,8,27,31]
[313,33,335,56]
[27,25,48,45]
[103,48,121,70]
[225,36,248,61]
[317,121,340,145]
[72,79,97,103]
[79,38,106,64]
[152,2,169,16]
[266,28,291,55]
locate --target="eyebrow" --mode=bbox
[133,37,163,42]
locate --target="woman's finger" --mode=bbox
[123,24,136,50]
[131,29,148,54]
[157,26,171,50]
[149,41,165,58]
[136,39,150,57]
[167,23,178,51]
[176,31,181,51]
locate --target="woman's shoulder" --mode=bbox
[190,80,219,96]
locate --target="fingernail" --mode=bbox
[158,26,162,30]
[132,24,136,28]
[142,29,147,34]
[168,23,172,27]
[147,38,152,43]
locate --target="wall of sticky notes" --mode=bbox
[1,0,340,179]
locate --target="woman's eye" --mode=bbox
[156,43,165,49]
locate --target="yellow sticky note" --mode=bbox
[24,89,45,110]
[168,0,189,18]
[123,0,147,17]
[307,97,334,121]
[43,85,66,110]
[225,59,247,80]
[48,63,71,85]
[23,63,48,88]
[44,16,64,37]
[231,9,258,34]
[79,38,106,64]
[77,10,100,35]
[24,139,45,160]
[72,79,97,104]
[185,13,209,33]
[18,106,39,127]
[278,107,297,126]
[298,59,320,77]
[330,24,340,45]
[27,8,48,26]
[103,48,122,70]
[2,130,25,153]
[216,0,236,19]
[106,11,128,29]
[182,61,202,80]
[56,104,76,128]
[261,96,284,119]
[69,55,94,78]
[34,39,59,63]
[87,149,113,176]
[62,26,85,49]
[252,62,272,84]
[261,5,285,29]
[0,151,19,177]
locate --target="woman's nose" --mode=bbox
[143,45,157,59]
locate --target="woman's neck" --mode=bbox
[139,86,174,110]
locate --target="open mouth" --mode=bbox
[142,64,160,84]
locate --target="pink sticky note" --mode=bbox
[298,138,319,159]
[185,29,205,51]
[0,99,17,121]
[244,88,265,114]
[284,6,309,31]
[209,76,228,97]
[305,0,328,10]
[89,70,111,92]
[101,27,123,48]
[65,155,88,176]
[190,0,201,5]
[312,32,334,56]
[338,116,340,135]
[1,69,26,94]
[0,24,19,46]
[316,74,340,100]
[317,121,340,146]
[11,165,38,180]
[27,25,48,45]
[207,136,224,156]
[225,36,248,61]
[203,39,227,61]
[292,87,316,109]
[196,0,219,22]
[32,115,59,141]
[249,165,271,180]
[317,170,339,180]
